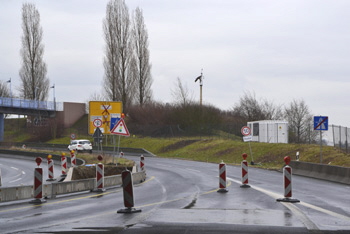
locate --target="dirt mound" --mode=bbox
[71,165,133,180]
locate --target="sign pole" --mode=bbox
[314,116,328,164]
[320,130,323,164]
[117,135,121,158]
[113,135,116,164]
[248,141,254,164]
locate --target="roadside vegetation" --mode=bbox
[4,115,350,170]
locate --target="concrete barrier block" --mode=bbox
[290,161,350,185]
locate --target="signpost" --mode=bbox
[93,127,104,152]
[314,116,328,164]
[89,101,122,135]
[241,126,254,164]
[110,118,130,164]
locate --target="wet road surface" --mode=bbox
[0,156,349,233]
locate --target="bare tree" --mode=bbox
[171,77,193,106]
[232,91,283,122]
[284,99,315,143]
[0,81,10,97]
[19,3,49,101]
[132,7,152,106]
[103,0,135,111]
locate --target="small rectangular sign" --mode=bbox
[243,136,252,142]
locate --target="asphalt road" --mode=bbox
[0,154,62,186]
[0,155,350,233]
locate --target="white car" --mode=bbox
[68,139,92,153]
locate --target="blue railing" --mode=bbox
[0,97,63,111]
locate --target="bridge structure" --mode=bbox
[0,97,63,141]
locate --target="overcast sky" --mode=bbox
[1,0,350,127]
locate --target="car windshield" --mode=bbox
[79,141,90,144]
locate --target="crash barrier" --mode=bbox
[0,171,146,202]
[289,161,350,185]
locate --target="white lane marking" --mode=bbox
[227,177,319,230]
[11,167,19,170]
[185,168,200,173]
[229,176,350,226]
[9,178,23,183]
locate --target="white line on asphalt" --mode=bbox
[227,177,319,230]
[228,176,350,227]
[185,168,200,173]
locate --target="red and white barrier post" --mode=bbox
[61,153,67,177]
[46,154,55,181]
[117,169,142,213]
[217,160,228,193]
[240,153,251,188]
[30,157,47,204]
[70,150,77,167]
[277,156,300,203]
[94,155,106,192]
[140,155,145,172]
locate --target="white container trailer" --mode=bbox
[247,120,288,143]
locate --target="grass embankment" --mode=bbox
[6,117,350,170]
[51,135,350,170]
[113,137,350,170]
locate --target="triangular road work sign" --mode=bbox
[110,119,130,136]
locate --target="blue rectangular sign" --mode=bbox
[314,116,328,131]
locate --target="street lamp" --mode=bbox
[50,84,56,110]
[6,78,12,105]
[35,87,39,108]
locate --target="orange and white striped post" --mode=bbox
[277,156,300,203]
[70,150,77,167]
[94,155,105,192]
[61,153,67,176]
[30,157,46,204]
[217,161,228,193]
[117,169,142,213]
[240,153,251,188]
[46,154,55,181]
[140,155,145,172]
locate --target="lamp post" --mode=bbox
[35,87,39,108]
[7,78,12,105]
[50,84,56,110]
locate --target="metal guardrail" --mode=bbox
[0,96,63,111]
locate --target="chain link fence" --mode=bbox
[329,125,350,153]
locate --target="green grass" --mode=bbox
[112,136,350,170]
[5,117,350,170]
